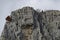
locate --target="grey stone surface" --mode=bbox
[1,7,60,40]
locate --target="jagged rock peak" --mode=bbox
[1,6,60,40]
[11,6,34,13]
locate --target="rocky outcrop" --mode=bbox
[1,7,60,40]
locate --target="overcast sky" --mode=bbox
[0,0,60,36]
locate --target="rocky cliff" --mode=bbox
[1,7,60,40]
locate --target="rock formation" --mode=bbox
[1,7,60,40]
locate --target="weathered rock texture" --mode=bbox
[1,7,60,40]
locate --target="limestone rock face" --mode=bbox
[1,7,60,40]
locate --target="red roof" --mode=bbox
[6,16,12,21]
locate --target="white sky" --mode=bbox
[0,0,60,36]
